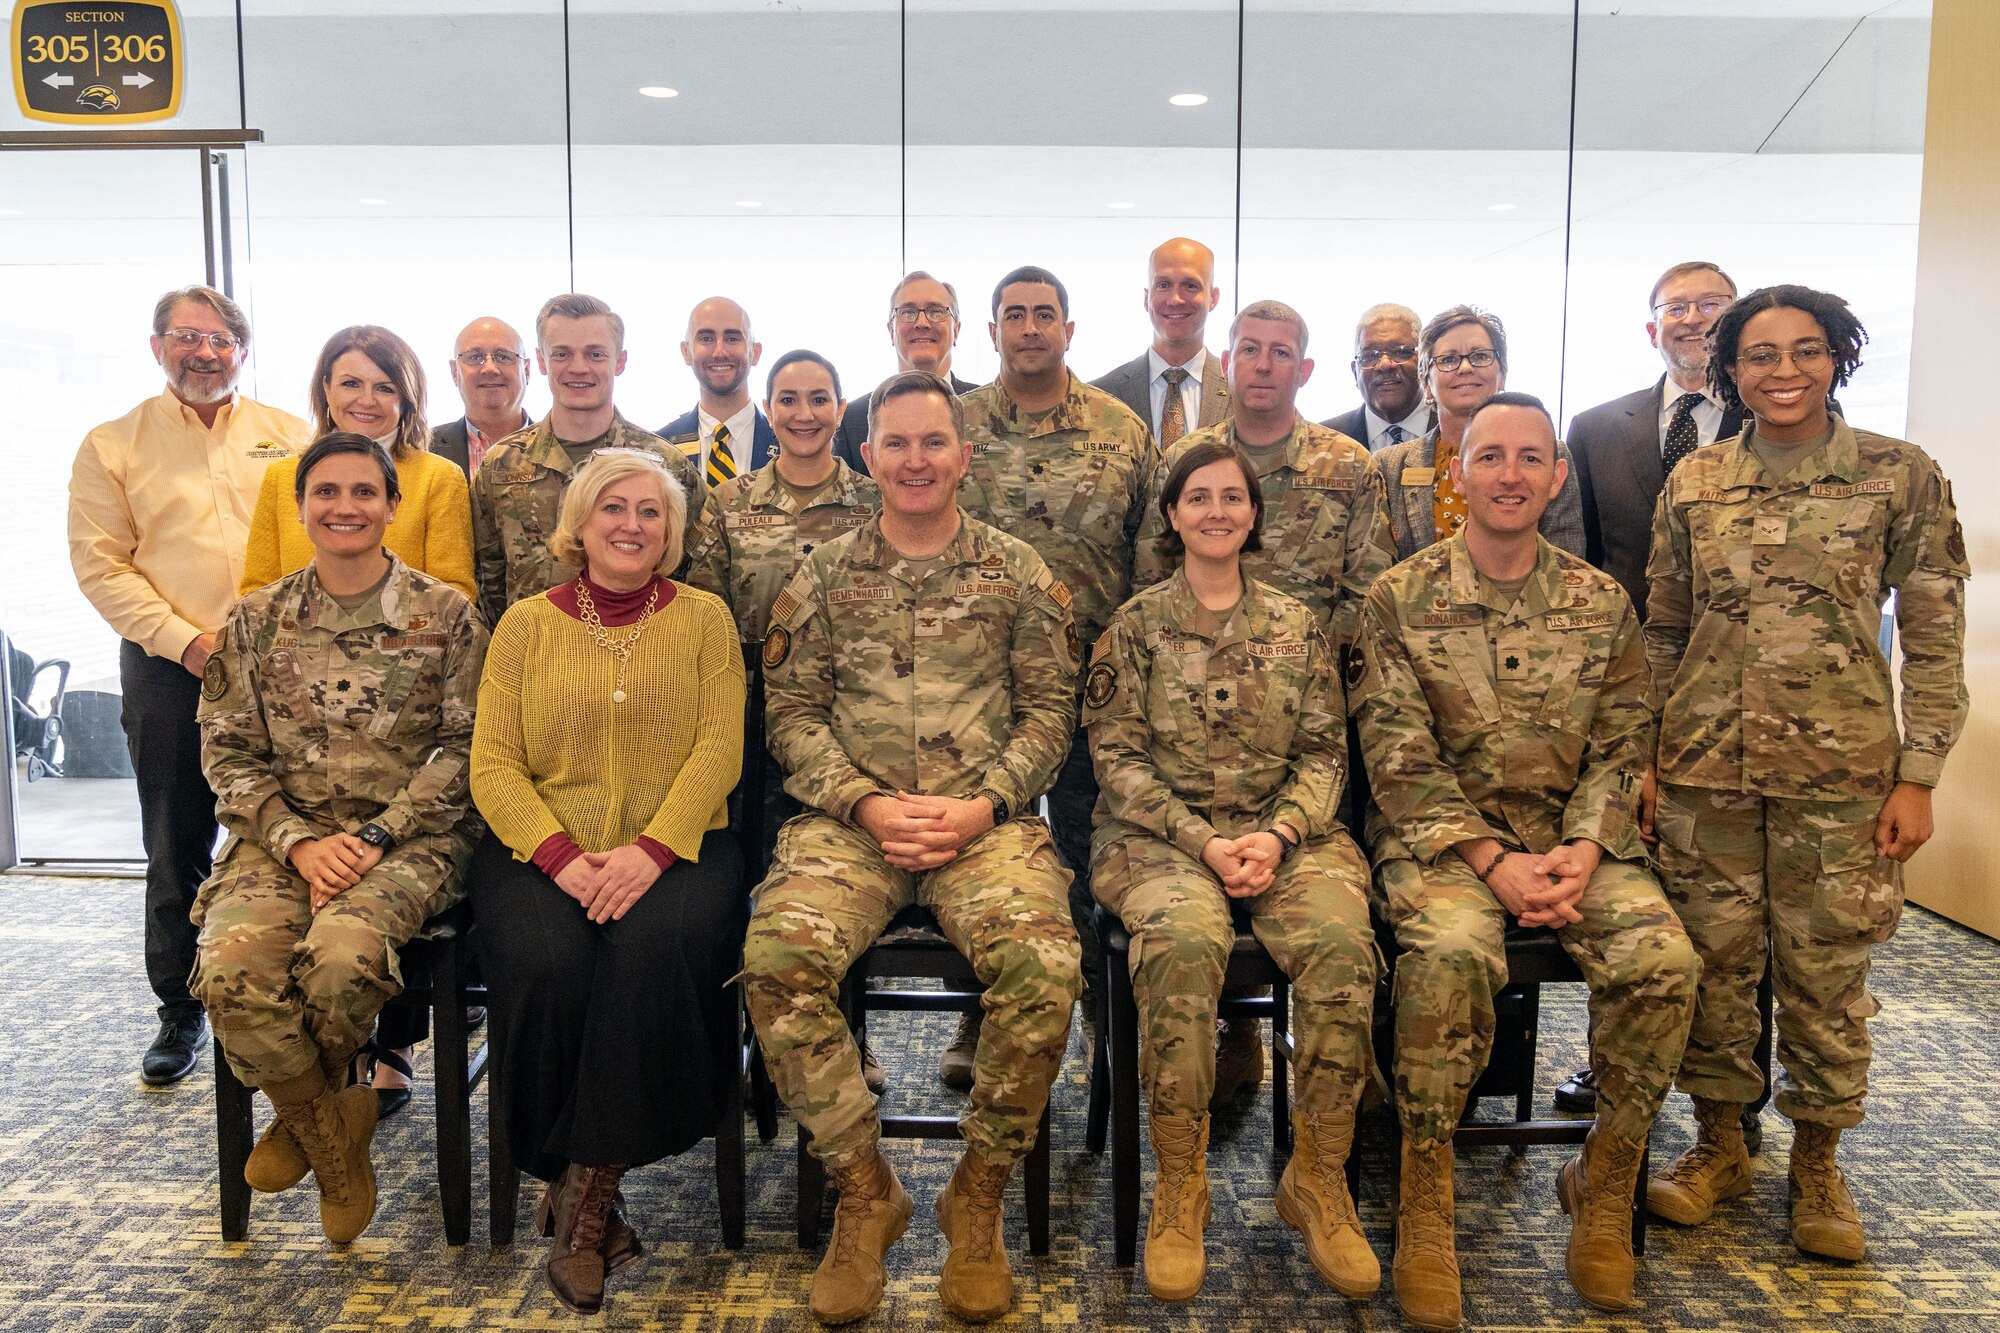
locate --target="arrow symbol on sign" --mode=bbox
[43,73,75,88]
[122,72,153,88]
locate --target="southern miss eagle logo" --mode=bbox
[77,85,122,112]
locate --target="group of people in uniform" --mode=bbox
[64,249,1967,1330]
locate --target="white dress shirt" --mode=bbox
[1656,382,1726,452]
[1362,404,1434,454]
[1146,347,1207,442]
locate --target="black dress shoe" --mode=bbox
[1553,1065,1597,1114]
[372,1044,416,1119]
[142,1013,210,1086]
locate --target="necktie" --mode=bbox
[708,423,738,486]
[1160,367,1190,447]
[1663,392,1705,474]
[1383,423,1409,448]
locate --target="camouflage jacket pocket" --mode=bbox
[1809,818,1902,946]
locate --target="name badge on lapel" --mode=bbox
[1401,467,1435,487]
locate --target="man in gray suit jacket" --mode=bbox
[1091,237,1230,445]
[432,315,532,477]
[1321,303,1435,451]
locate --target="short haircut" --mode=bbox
[308,325,430,458]
[1152,437,1266,559]
[765,349,844,404]
[153,285,250,347]
[1706,284,1868,416]
[1465,390,1556,434]
[293,432,401,507]
[991,265,1069,321]
[536,292,625,352]
[1353,303,1422,349]
[1649,261,1738,312]
[1419,304,1509,380]
[1228,299,1310,355]
[551,449,688,579]
[867,369,964,443]
[890,270,960,320]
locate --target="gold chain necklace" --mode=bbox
[573,579,660,703]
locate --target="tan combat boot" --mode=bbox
[266,1068,378,1243]
[244,1114,309,1193]
[1144,1112,1211,1301]
[1556,1125,1645,1310]
[1789,1122,1865,1261]
[809,1145,914,1325]
[1276,1110,1380,1297]
[545,1164,627,1313]
[1393,1138,1461,1331]
[938,1013,982,1091]
[936,1148,1015,1322]
[1646,1097,1752,1225]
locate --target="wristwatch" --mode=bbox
[978,790,1010,826]
[358,822,396,850]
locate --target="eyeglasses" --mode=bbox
[1354,346,1418,368]
[892,303,956,325]
[162,328,240,352]
[455,350,523,369]
[1736,342,1831,373]
[584,446,666,465]
[1653,295,1732,321]
[1429,349,1497,373]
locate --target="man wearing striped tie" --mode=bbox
[661,296,779,485]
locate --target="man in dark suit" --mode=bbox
[1090,237,1230,446]
[1555,260,1739,1118]
[1320,303,1435,451]
[433,316,532,477]
[658,296,777,487]
[832,271,977,476]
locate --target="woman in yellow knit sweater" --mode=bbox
[240,325,475,601]
[469,448,745,1315]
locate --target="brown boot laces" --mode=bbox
[957,1158,1008,1263]
[1792,1133,1857,1219]
[1401,1148,1453,1259]
[1578,1138,1641,1245]
[826,1156,890,1268]
[1302,1116,1359,1225]
[1665,1103,1743,1192]
[299,1098,351,1198]
[1151,1118,1204,1237]
[570,1167,623,1255]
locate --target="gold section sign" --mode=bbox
[11,0,183,124]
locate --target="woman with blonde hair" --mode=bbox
[469,447,745,1314]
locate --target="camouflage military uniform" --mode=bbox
[1645,420,1968,1127]
[958,371,1157,948]
[1133,417,1395,656]
[190,556,488,1087]
[1353,535,1697,1147]
[1084,571,1375,1115]
[469,412,702,625]
[742,511,1082,1166]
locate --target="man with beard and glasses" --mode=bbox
[68,284,313,1086]
[662,296,778,486]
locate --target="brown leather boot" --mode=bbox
[1789,1122,1865,1261]
[936,1148,1015,1322]
[1557,1125,1645,1310]
[266,1068,378,1243]
[1277,1110,1380,1297]
[1647,1097,1752,1226]
[1393,1138,1461,1331]
[244,1114,309,1194]
[937,1013,982,1092]
[545,1164,626,1313]
[1143,1112,1210,1301]
[539,1180,643,1275]
[809,1146,914,1325]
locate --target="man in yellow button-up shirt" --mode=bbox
[67,284,311,1087]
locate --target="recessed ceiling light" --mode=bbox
[358,196,386,206]
[1168,92,1208,108]
[1107,201,1134,209]
[1487,202,1517,212]
[639,86,679,99]
[734,200,762,208]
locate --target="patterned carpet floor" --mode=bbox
[3,873,1998,1332]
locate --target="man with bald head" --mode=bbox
[435,316,533,477]
[1322,303,1435,452]
[1092,237,1231,446]
[661,295,778,485]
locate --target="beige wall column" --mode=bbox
[1905,0,1998,936]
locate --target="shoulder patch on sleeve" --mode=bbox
[1046,576,1073,610]
[1064,621,1083,671]
[1084,661,1117,710]
[762,625,792,670]
[201,653,228,702]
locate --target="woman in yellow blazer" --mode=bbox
[240,325,475,602]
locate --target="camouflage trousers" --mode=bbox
[1654,784,1901,1128]
[743,813,1082,1167]
[1092,827,1378,1117]
[190,832,466,1088]
[1376,853,1697,1148]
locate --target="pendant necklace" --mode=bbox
[574,578,660,703]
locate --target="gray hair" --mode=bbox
[1228,299,1309,355]
[890,271,960,320]
[1353,303,1421,348]
[536,293,625,352]
[153,285,250,347]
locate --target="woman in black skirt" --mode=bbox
[469,449,747,1313]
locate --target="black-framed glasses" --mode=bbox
[1653,295,1733,322]
[1354,346,1418,368]
[455,350,523,369]
[162,328,239,352]
[1736,342,1831,373]
[1430,349,1497,373]
[892,303,955,325]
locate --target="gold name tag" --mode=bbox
[1416,611,1481,628]
[1401,467,1435,487]
[829,586,894,605]
[1246,642,1310,659]
[1544,611,1615,631]
[1752,516,1788,545]
[1810,480,1895,498]
[956,580,1019,601]
[728,514,788,530]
